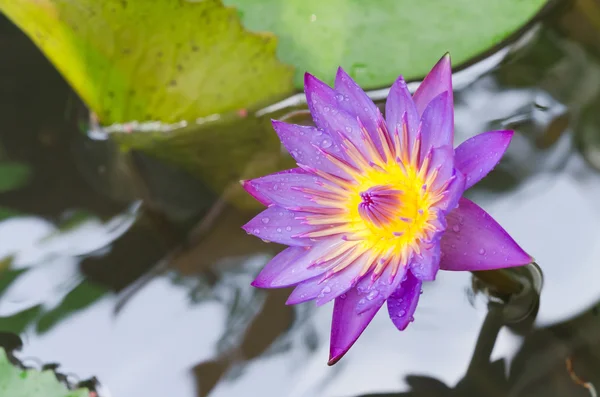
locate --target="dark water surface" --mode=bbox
[2,1,600,396]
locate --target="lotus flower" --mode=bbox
[241,54,532,365]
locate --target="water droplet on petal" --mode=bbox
[261,217,270,224]
[286,226,292,232]
[322,286,331,294]
[253,229,260,234]
[366,290,379,300]
[452,225,460,232]
[321,139,332,148]
[335,94,344,102]
[276,228,282,233]
[398,309,406,317]
[273,184,278,191]
[479,248,486,255]
[345,126,352,133]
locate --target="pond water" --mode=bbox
[2,1,600,396]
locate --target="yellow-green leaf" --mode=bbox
[0,0,294,124]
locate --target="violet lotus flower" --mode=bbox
[241,54,532,365]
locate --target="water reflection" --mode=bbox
[3,2,600,397]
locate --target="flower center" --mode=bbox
[358,185,403,229]
[346,161,437,251]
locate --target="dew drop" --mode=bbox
[366,290,379,300]
[322,286,331,294]
[321,139,332,148]
[273,184,278,191]
[452,225,460,232]
[253,228,260,234]
[261,217,270,224]
[276,228,282,233]
[278,212,283,216]
[335,94,344,102]
[286,226,292,232]
[398,309,406,317]
[340,293,347,299]
[345,126,352,133]
[479,248,486,255]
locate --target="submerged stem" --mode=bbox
[471,268,525,297]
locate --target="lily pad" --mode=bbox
[225,0,550,89]
[0,0,294,124]
[0,348,88,397]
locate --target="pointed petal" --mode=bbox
[242,206,316,246]
[286,254,367,306]
[269,238,351,287]
[355,263,408,314]
[272,120,349,178]
[252,246,308,288]
[419,92,453,158]
[242,169,334,210]
[387,270,422,331]
[440,198,533,271]
[424,145,454,191]
[304,73,364,155]
[454,130,514,190]
[409,242,441,281]
[437,169,465,213]
[334,67,383,151]
[329,286,383,365]
[386,75,419,143]
[413,53,453,116]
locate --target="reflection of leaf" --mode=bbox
[0,348,88,397]
[226,0,549,89]
[0,306,43,335]
[36,280,107,334]
[0,162,31,193]
[0,207,21,221]
[0,0,294,124]
[114,113,295,209]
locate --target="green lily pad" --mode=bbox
[0,0,294,124]
[0,162,31,193]
[225,0,549,89]
[0,348,88,397]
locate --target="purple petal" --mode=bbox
[271,120,349,179]
[334,67,383,152]
[454,130,514,190]
[436,169,465,213]
[242,169,333,210]
[329,286,383,365]
[269,238,350,287]
[409,242,441,281]
[413,53,453,117]
[286,253,368,306]
[355,263,408,314]
[242,206,316,246]
[385,76,419,146]
[424,145,454,191]
[440,198,533,271]
[304,73,364,155]
[387,270,422,331]
[419,92,453,159]
[252,246,308,288]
